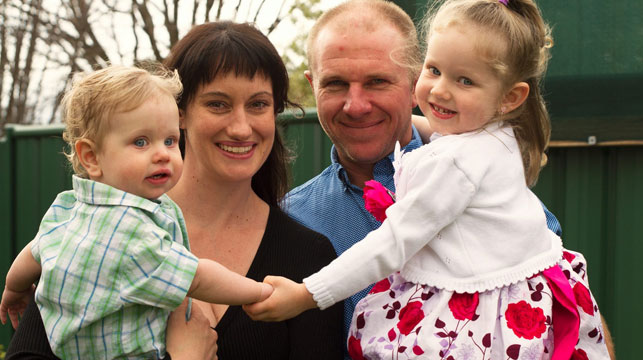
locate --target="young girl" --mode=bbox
[0,65,272,359]
[245,0,610,358]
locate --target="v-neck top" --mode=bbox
[213,206,344,359]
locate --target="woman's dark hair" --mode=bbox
[164,21,296,206]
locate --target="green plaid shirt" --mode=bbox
[31,176,198,359]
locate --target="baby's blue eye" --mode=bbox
[134,138,148,147]
[164,138,175,146]
[429,66,441,76]
[459,77,473,86]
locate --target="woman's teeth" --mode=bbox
[219,144,252,153]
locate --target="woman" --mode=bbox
[5,21,343,360]
[163,21,343,359]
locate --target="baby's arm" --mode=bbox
[412,114,433,144]
[1,241,41,329]
[187,259,273,305]
[243,276,317,322]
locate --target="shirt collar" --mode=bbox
[329,125,424,188]
[72,175,165,214]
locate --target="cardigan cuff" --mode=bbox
[303,275,336,310]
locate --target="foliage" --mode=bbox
[0,0,325,129]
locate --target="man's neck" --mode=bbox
[340,160,375,189]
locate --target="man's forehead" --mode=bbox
[314,25,403,63]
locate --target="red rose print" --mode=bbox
[505,301,547,339]
[397,301,425,335]
[348,336,365,360]
[448,292,479,321]
[573,282,594,315]
[370,278,391,294]
[571,348,589,360]
[563,251,576,264]
[363,180,395,222]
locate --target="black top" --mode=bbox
[6,206,344,360]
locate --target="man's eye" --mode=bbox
[370,78,387,86]
[134,138,148,147]
[325,80,346,88]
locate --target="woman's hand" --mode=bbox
[166,299,218,360]
[242,276,317,322]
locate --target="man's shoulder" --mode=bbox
[287,165,340,197]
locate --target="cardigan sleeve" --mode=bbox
[305,153,477,309]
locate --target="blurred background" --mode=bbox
[1,0,641,358]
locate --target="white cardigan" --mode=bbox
[304,122,562,310]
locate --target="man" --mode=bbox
[285,0,614,358]
[284,0,424,350]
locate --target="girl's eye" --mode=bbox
[459,77,473,86]
[134,138,148,147]
[164,138,176,146]
[429,66,441,76]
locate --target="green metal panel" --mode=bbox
[280,109,333,188]
[609,148,643,353]
[0,128,15,347]
[532,146,643,358]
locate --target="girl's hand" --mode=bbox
[242,276,317,322]
[0,284,35,329]
[412,114,433,144]
[166,299,218,360]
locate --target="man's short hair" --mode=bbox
[306,0,422,82]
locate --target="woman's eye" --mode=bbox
[208,101,226,109]
[134,138,148,147]
[459,77,473,86]
[429,66,440,76]
[164,138,176,146]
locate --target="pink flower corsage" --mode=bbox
[363,180,395,222]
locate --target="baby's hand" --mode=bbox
[258,282,273,302]
[243,276,317,322]
[0,285,35,329]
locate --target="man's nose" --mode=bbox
[343,85,372,118]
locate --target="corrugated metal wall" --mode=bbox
[2,119,641,357]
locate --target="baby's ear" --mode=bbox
[501,81,530,113]
[75,139,102,179]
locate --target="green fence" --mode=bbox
[2,114,643,356]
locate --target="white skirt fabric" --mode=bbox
[347,249,610,360]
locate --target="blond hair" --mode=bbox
[61,63,182,178]
[423,0,552,187]
[306,0,423,82]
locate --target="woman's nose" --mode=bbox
[227,108,253,139]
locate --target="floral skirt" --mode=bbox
[347,250,610,360]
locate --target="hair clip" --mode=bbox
[499,0,508,5]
